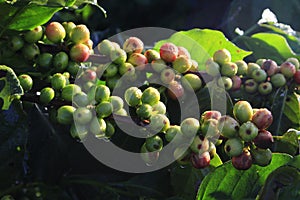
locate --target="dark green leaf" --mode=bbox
[284,93,300,126]
[273,130,299,155]
[154,29,251,70]
[196,153,292,200]
[73,0,106,17]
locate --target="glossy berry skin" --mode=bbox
[165,125,182,142]
[217,76,232,91]
[70,44,90,62]
[172,55,192,73]
[53,52,69,72]
[9,36,24,51]
[201,118,219,137]
[96,101,113,118]
[213,49,231,65]
[232,150,252,170]
[152,101,166,115]
[180,118,200,138]
[206,58,220,77]
[217,116,239,138]
[256,58,266,66]
[224,138,244,157]
[221,62,238,77]
[251,108,273,129]
[144,49,160,63]
[37,53,53,69]
[145,135,163,152]
[200,110,221,123]
[70,24,90,44]
[233,101,253,123]
[151,59,167,72]
[252,68,267,83]
[136,103,153,119]
[61,84,81,102]
[253,130,274,149]
[235,60,248,76]
[123,37,144,54]
[45,22,66,43]
[74,107,93,125]
[141,87,160,106]
[97,39,115,56]
[62,22,76,38]
[270,73,286,88]
[191,151,210,169]
[251,148,272,167]
[160,69,175,84]
[294,70,300,84]
[89,117,106,136]
[261,59,278,76]
[258,82,273,95]
[22,43,40,60]
[177,46,191,59]
[247,63,261,77]
[57,105,76,125]
[181,73,202,91]
[231,75,242,91]
[149,114,170,133]
[239,121,258,142]
[190,136,210,154]
[124,87,142,107]
[73,92,89,107]
[244,79,258,93]
[280,61,296,78]
[167,81,184,100]
[160,43,178,63]
[190,60,199,72]
[119,62,135,76]
[39,87,55,104]
[128,53,147,67]
[109,96,124,112]
[24,26,43,43]
[18,74,33,92]
[95,85,110,103]
[51,73,66,90]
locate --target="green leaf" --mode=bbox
[273,129,299,155]
[73,0,106,17]
[210,153,223,168]
[284,93,300,126]
[154,29,251,70]
[196,153,292,200]
[0,65,23,110]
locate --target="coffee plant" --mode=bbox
[0,1,299,200]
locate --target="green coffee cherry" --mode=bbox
[152,101,166,115]
[136,104,153,119]
[22,43,40,60]
[110,48,127,65]
[165,125,182,143]
[24,26,43,43]
[97,39,115,56]
[105,121,115,138]
[9,35,24,51]
[233,101,253,123]
[89,117,106,137]
[53,51,69,72]
[235,60,248,76]
[73,107,93,125]
[224,138,244,157]
[206,58,220,77]
[181,73,202,91]
[270,73,286,88]
[103,63,118,78]
[220,62,238,77]
[51,73,66,90]
[244,79,258,93]
[252,68,267,83]
[217,116,239,138]
[109,96,124,112]
[73,92,89,107]
[95,85,110,103]
[141,87,160,106]
[247,63,260,77]
[180,118,200,138]
[57,105,76,125]
[67,61,81,77]
[39,87,55,104]
[239,121,258,142]
[124,87,142,107]
[61,84,81,101]
[119,62,135,76]
[213,49,231,64]
[258,82,273,95]
[145,135,163,152]
[251,148,272,167]
[217,76,233,91]
[149,114,170,133]
[37,53,53,69]
[70,123,88,139]
[18,74,33,92]
[96,101,113,118]
[190,136,210,154]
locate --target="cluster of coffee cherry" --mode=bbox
[206,49,300,95]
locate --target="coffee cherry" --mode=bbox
[177,46,191,59]
[105,121,115,138]
[217,116,239,138]
[280,61,296,78]
[96,101,113,118]
[167,81,184,100]
[294,70,300,84]
[45,22,66,43]
[74,107,93,125]
[37,53,53,69]
[217,76,233,91]
[145,135,163,152]
[213,49,231,65]
[61,84,81,101]
[224,138,244,157]
[235,60,248,76]
[247,63,261,77]
[252,108,273,129]
[181,73,202,91]
[165,125,182,142]
[89,117,106,136]
[119,62,135,76]
[233,101,253,123]
[82,69,97,82]
[141,87,160,106]
[261,59,277,76]
[70,43,90,62]
[18,74,33,92]
[50,73,66,90]
[270,73,286,88]
[251,148,272,167]
[190,136,210,154]
[144,49,160,63]
[123,37,144,54]
[152,101,166,115]
[253,130,274,149]
[109,96,124,112]
[95,85,110,103]
[9,35,24,51]
[140,143,159,165]
[22,43,40,60]
[201,119,219,137]
[206,58,220,77]
[114,108,127,116]
[39,87,55,104]
[180,118,200,138]
[67,61,81,77]
[149,114,170,133]
[70,24,90,44]
[136,103,153,119]
[53,52,69,72]
[258,82,273,95]
[173,55,192,73]
[200,110,221,123]
[191,151,210,169]
[110,48,127,65]
[151,59,167,72]
[73,91,89,107]
[97,39,115,56]
[24,26,43,43]
[231,75,242,91]
[62,22,76,38]
[57,105,76,125]
[124,87,142,107]
[128,53,147,67]
[256,58,266,66]
[160,43,178,63]
[252,68,267,83]
[231,149,252,170]
[70,123,88,139]
[286,57,299,70]
[244,79,258,93]
[160,68,175,84]
[221,62,238,77]
[239,121,258,142]
[189,60,199,72]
